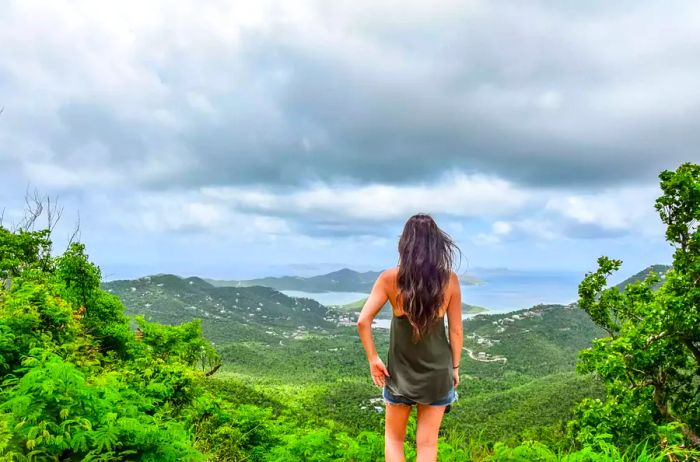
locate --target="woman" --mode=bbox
[357,213,464,462]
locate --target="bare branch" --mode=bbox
[18,186,44,231]
[67,211,81,248]
[45,194,63,233]
[14,187,65,238]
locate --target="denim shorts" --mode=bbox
[383,385,458,408]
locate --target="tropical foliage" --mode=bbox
[568,162,700,451]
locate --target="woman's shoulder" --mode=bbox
[385,266,400,276]
[378,266,399,282]
[449,270,459,285]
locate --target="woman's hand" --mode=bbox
[369,355,390,388]
[452,368,460,388]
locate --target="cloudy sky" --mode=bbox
[0,0,697,281]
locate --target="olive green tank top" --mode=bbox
[385,313,453,404]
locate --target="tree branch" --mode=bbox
[682,338,700,366]
[652,379,700,446]
[647,331,669,346]
[205,363,222,377]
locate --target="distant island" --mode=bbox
[205,267,482,293]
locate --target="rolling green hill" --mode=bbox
[459,304,607,390]
[614,264,671,291]
[102,274,337,345]
[103,272,610,444]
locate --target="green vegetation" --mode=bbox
[1,162,699,460]
[0,234,213,460]
[613,264,671,292]
[568,162,700,450]
[102,275,335,346]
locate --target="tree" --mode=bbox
[569,162,700,449]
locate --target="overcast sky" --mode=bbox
[0,0,697,280]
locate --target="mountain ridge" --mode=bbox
[203,267,482,292]
[614,264,671,291]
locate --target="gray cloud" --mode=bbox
[237,3,699,188]
[2,0,698,194]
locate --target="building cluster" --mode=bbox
[465,332,501,347]
[463,347,508,363]
[335,314,357,326]
[488,308,545,331]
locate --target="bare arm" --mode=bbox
[357,271,389,361]
[356,271,390,387]
[446,272,463,383]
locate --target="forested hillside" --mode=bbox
[613,264,671,291]
[103,274,335,345]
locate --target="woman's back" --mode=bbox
[384,266,451,319]
[383,267,455,403]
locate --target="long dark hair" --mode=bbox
[397,213,461,343]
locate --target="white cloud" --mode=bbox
[24,160,123,189]
[474,218,557,245]
[203,171,531,220]
[544,186,662,235]
[471,185,665,245]
[133,198,228,233]
[492,221,513,236]
[74,173,668,245]
[96,192,293,239]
